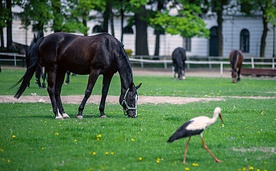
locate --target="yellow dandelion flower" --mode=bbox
[7,159,10,163]
[192,163,199,167]
[105,152,109,155]
[185,167,190,171]
[12,135,16,138]
[156,158,161,164]
[249,166,254,170]
[41,147,45,150]
[93,152,96,155]
[222,123,225,127]
[55,132,59,136]
[131,138,135,142]
[111,152,115,155]
[256,169,260,171]
[139,157,143,161]
[242,168,246,171]
[74,139,77,142]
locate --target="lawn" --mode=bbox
[0,67,275,171]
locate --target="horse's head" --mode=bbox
[120,83,142,118]
[178,69,185,80]
[231,70,237,83]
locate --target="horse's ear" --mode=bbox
[136,83,142,90]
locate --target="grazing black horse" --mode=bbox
[229,50,243,83]
[26,34,46,88]
[10,42,28,55]
[14,32,142,119]
[172,47,186,80]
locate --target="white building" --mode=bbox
[4,6,276,58]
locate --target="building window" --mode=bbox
[92,25,103,33]
[123,26,134,34]
[240,29,250,53]
[183,38,191,51]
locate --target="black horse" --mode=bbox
[172,47,186,80]
[26,34,46,88]
[14,32,142,119]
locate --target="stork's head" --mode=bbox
[214,107,224,124]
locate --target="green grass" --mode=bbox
[0,67,275,171]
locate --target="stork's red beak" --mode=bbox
[219,114,224,124]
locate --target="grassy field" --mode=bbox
[0,67,275,171]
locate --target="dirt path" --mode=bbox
[0,95,224,105]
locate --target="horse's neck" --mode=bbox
[117,59,133,93]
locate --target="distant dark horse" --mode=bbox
[14,32,141,119]
[172,47,186,80]
[10,42,28,55]
[229,50,243,83]
[26,34,46,88]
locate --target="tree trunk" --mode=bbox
[134,5,148,55]
[260,15,268,57]
[6,0,12,49]
[154,30,160,57]
[120,6,124,43]
[0,0,4,48]
[51,0,62,32]
[217,6,223,57]
[103,0,112,33]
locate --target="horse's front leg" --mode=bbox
[99,73,114,118]
[76,71,100,119]
[237,68,241,82]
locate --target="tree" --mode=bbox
[0,0,9,48]
[150,1,210,38]
[239,0,276,57]
[6,0,12,49]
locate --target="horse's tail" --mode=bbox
[13,37,44,99]
[231,50,238,71]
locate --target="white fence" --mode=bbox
[0,52,26,67]
[129,56,276,76]
[1,53,275,76]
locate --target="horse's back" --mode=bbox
[38,32,121,74]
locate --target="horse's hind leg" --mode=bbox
[99,73,114,118]
[65,71,70,84]
[76,71,100,119]
[55,70,70,119]
[46,67,63,119]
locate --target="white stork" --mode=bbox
[167,107,224,164]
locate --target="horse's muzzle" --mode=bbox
[127,110,137,118]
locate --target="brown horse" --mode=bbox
[229,50,243,83]
[14,32,141,119]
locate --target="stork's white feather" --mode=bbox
[186,107,222,131]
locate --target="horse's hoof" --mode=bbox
[62,113,70,119]
[76,115,83,119]
[55,116,64,120]
[100,115,107,118]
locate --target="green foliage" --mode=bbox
[150,2,210,38]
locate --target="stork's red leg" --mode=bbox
[201,137,222,163]
[183,137,191,164]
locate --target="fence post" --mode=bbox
[272,58,275,69]
[220,62,223,76]
[251,57,254,68]
[13,53,17,66]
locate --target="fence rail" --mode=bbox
[0,52,26,67]
[129,55,276,76]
